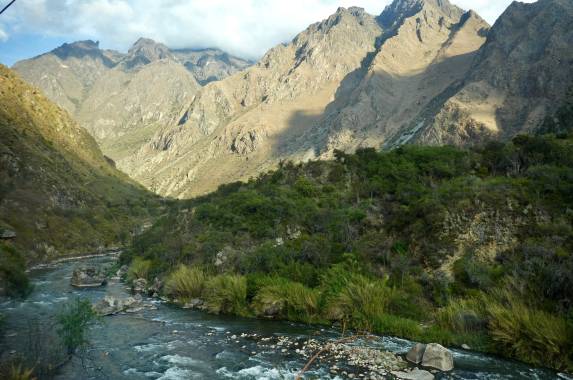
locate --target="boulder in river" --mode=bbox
[406,343,426,364]
[132,278,148,294]
[421,343,454,371]
[71,267,106,288]
[93,294,143,316]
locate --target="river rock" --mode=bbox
[392,368,435,380]
[132,278,148,294]
[148,277,163,296]
[421,343,454,371]
[116,265,129,278]
[71,267,106,288]
[258,299,284,317]
[406,343,426,364]
[94,294,143,315]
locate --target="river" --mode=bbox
[0,256,563,379]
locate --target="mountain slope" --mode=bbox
[128,0,489,197]
[12,39,249,174]
[410,0,573,146]
[0,65,158,262]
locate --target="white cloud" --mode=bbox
[0,26,7,42]
[3,0,537,59]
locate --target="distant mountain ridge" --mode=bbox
[12,38,252,173]
[12,0,573,199]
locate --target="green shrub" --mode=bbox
[126,257,152,282]
[56,298,99,357]
[371,313,422,339]
[325,275,391,331]
[4,364,36,380]
[204,275,248,316]
[164,265,206,301]
[436,297,487,334]
[0,243,32,298]
[252,280,322,323]
[486,292,572,370]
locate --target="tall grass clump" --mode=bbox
[324,274,392,331]
[126,257,152,282]
[204,275,248,316]
[252,280,322,323]
[486,291,573,370]
[164,265,206,302]
[436,297,487,334]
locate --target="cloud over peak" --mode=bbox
[1,0,537,60]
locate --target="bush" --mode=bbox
[371,314,422,339]
[3,364,36,380]
[126,257,152,282]
[0,243,32,298]
[325,274,392,331]
[436,297,487,334]
[56,298,99,357]
[204,275,248,316]
[252,280,322,323]
[164,265,206,301]
[486,292,573,370]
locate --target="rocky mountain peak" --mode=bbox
[122,38,175,70]
[378,0,464,28]
[50,40,116,66]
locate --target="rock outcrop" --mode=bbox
[93,294,144,315]
[122,0,491,197]
[422,343,454,371]
[71,267,107,288]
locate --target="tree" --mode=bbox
[56,298,99,357]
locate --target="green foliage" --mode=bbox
[436,297,487,334]
[127,257,152,282]
[164,265,207,302]
[0,243,31,298]
[4,364,36,380]
[252,280,322,324]
[486,291,572,370]
[204,275,248,316]
[324,274,392,331]
[56,298,99,356]
[127,120,573,371]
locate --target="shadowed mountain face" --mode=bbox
[121,0,491,197]
[12,39,251,174]
[0,65,156,261]
[12,0,573,199]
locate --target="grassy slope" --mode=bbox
[0,65,161,263]
[125,93,573,371]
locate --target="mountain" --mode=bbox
[411,0,573,145]
[0,65,158,262]
[12,39,250,173]
[172,48,253,85]
[126,0,490,197]
[11,40,122,115]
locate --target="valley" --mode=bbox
[0,0,572,379]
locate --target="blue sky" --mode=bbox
[0,0,537,67]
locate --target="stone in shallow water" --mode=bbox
[71,266,106,288]
[392,368,434,380]
[421,343,454,371]
[406,343,426,364]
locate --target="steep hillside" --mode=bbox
[12,39,249,173]
[125,103,573,370]
[0,65,159,262]
[127,0,490,197]
[410,0,573,146]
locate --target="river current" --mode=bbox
[0,256,563,379]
